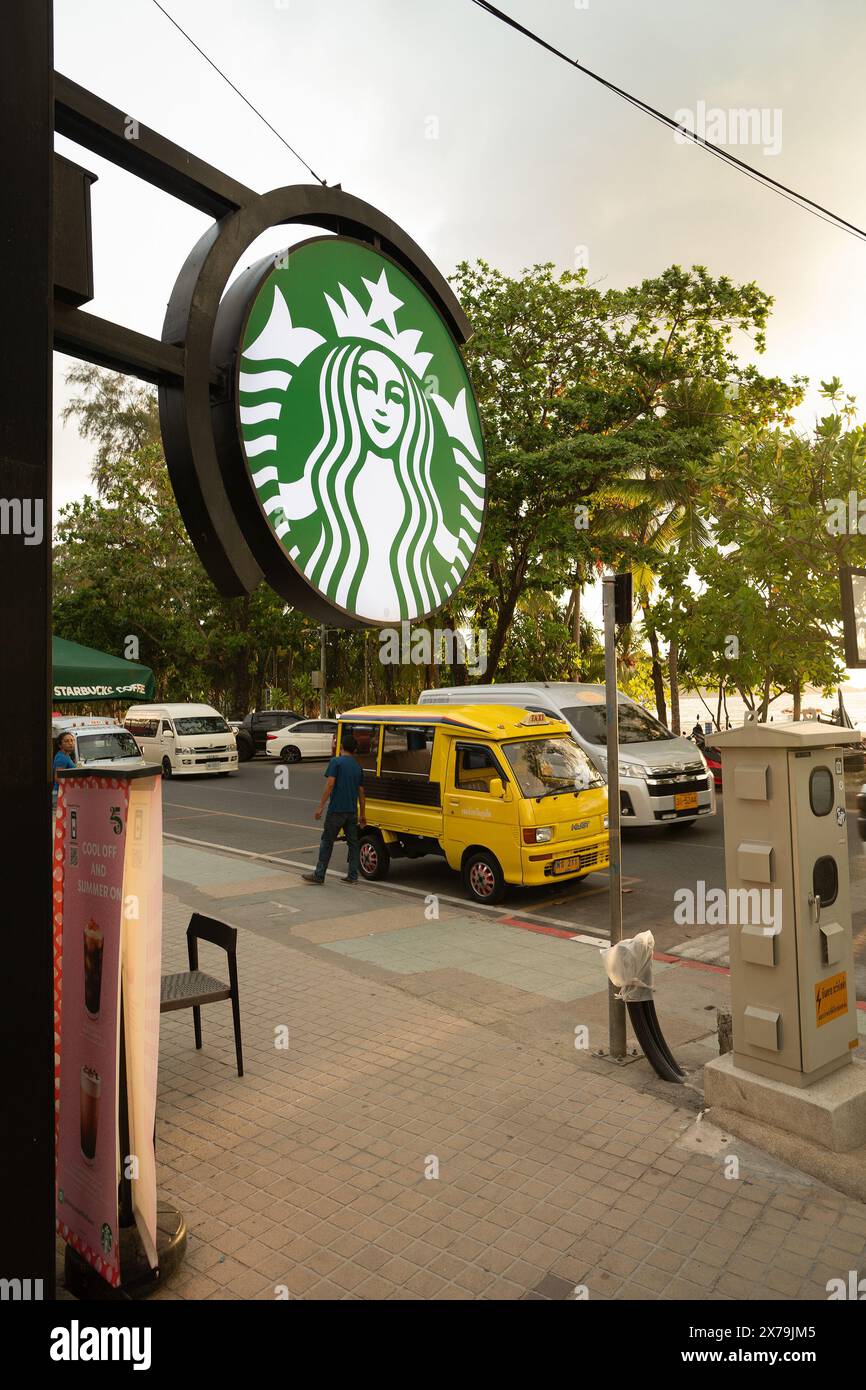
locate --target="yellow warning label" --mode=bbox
[815,972,848,1027]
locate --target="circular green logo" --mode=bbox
[236,238,485,625]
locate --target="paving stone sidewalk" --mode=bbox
[122,842,866,1299]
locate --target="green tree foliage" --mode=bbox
[54,372,326,714]
[659,384,866,721]
[61,363,162,493]
[453,260,801,684]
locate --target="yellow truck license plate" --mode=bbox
[675,792,698,810]
[553,855,581,874]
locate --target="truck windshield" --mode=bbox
[77,732,141,762]
[562,704,676,746]
[174,717,230,735]
[503,736,604,797]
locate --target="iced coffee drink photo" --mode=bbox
[79,1065,100,1163]
[83,918,104,1019]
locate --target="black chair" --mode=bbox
[160,914,243,1077]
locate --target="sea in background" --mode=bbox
[677,682,866,734]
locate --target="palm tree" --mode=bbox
[588,379,725,727]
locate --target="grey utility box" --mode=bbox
[712,721,861,1088]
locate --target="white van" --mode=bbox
[123,703,238,777]
[419,682,715,829]
[53,716,146,771]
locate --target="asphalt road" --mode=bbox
[161,756,728,950]
[163,758,866,1007]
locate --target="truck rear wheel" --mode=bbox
[359,830,390,880]
[462,851,505,905]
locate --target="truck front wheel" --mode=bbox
[462,851,505,905]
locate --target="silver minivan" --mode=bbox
[419,682,715,828]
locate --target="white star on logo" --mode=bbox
[362,268,404,337]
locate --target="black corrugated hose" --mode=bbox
[626,1000,686,1084]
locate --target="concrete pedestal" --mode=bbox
[705,1054,866,1153]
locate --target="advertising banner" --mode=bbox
[54,776,129,1288]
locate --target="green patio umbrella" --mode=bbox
[52,636,156,704]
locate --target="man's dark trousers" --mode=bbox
[314,811,360,881]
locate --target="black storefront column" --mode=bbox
[0,1,55,1297]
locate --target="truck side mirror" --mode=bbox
[489,777,504,799]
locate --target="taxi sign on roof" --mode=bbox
[517,712,550,725]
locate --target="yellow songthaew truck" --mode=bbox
[336,704,609,904]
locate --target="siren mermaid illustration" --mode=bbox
[238,258,485,623]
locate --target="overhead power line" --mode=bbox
[470,0,866,244]
[151,0,327,186]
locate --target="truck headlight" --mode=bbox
[523,826,553,844]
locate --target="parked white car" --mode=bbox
[265,718,339,763]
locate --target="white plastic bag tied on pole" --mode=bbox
[602,930,655,1003]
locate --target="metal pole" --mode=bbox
[363,630,369,705]
[319,624,326,718]
[0,0,56,1298]
[603,577,627,1060]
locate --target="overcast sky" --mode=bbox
[52,0,866,654]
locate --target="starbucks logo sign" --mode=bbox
[230,238,485,625]
[160,187,484,626]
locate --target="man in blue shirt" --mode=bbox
[303,732,366,885]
